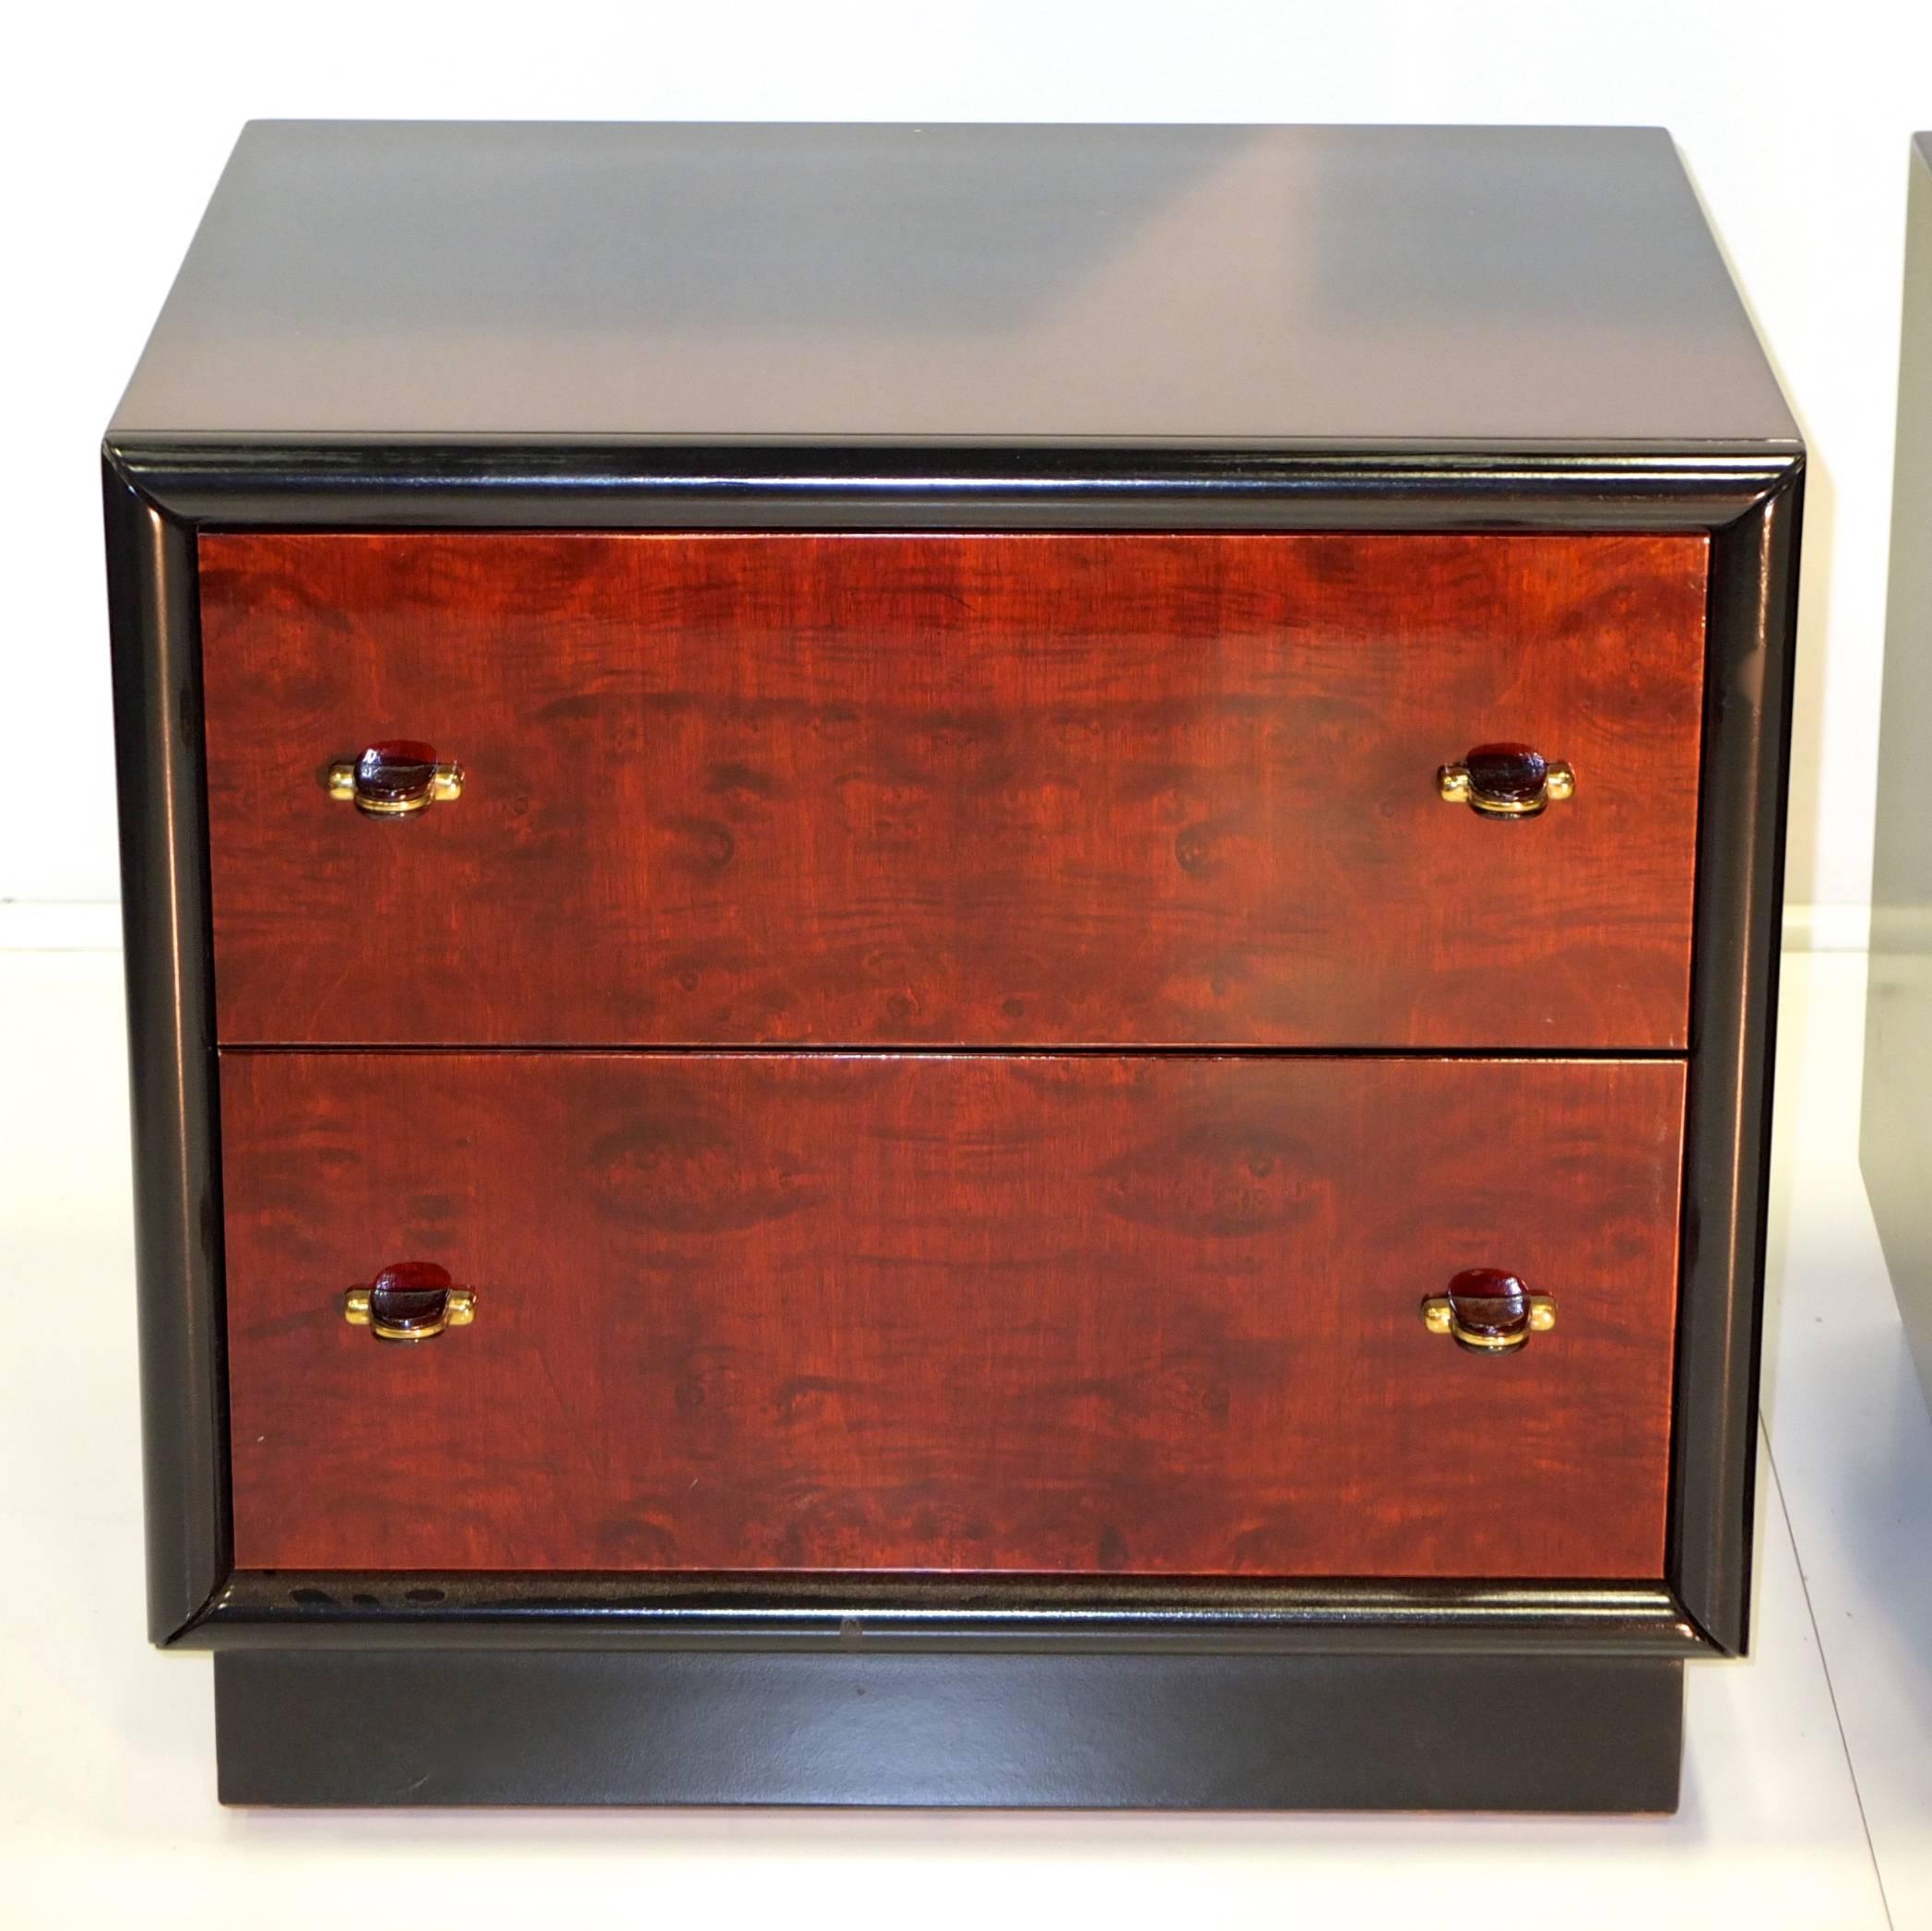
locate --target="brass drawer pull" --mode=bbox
[1421,1268,1556,1354]
[1438,743,1574,818]
[344,1261,477,1342]
[327,740,464,816]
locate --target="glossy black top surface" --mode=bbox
[110,121,1797,449]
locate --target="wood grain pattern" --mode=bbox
[198,532,1708,1049]
[220,1051,1685,1578]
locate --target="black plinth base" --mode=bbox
[213,1649,1683,1810]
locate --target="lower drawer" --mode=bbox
[219,1052,1686,1579]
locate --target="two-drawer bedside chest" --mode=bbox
[104,121,1802,1810]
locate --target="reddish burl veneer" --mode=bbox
[221,1049,1686,1579]
[198,530,1708,1050]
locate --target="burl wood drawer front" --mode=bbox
[220,1051,1684,1578]
[198,532,1707,1049]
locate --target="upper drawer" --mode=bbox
[198,531,1708,1048]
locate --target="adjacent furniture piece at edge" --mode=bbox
[1867,132,1932,1407]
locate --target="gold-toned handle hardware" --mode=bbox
[1421,1295,1556,1351]
[1438,743,1574,819]
[328,741,464,816]
[343,1262,476,1342]
[1421,1269,1556,1354]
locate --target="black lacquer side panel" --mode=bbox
[214,1649,1684,1810]
[102,456,229,1641]
[1670,472,1804,1654]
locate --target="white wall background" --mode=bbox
[4,0,1924,939]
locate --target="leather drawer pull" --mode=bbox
[327,740,464,816]
[1438,742,1575,818]
[1421,1269,1557,1354]
[343,1261,476,1342]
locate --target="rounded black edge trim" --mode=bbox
[109,435,1794,1661]
[1665,462,1806,1658]
[183,1571,1710,1657]
[102,455,233,1644]
[106,435,1800,533]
